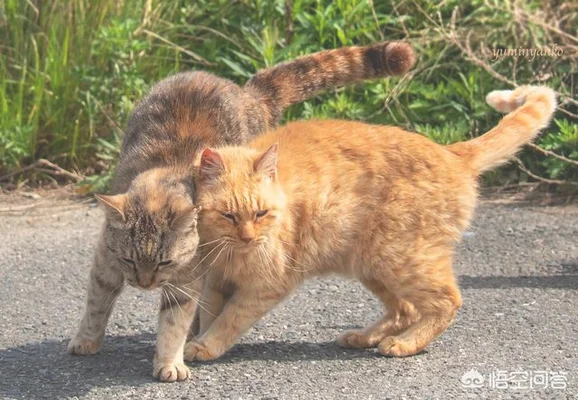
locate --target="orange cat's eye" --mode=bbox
[256,210,269,219]
[221,212,236,224]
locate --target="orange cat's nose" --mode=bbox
[238,223,256,244]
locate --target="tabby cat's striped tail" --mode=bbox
[449,86,557,174]
[244,41,415,126]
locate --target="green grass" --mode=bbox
[0,0,576,188]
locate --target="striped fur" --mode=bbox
[245,41,415,126]
[68,41,416,382]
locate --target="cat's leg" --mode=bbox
[190,275,230,338]
[153,282,201,382]
[377,256,462,357]
[197,283,228,336]
[68,248,124,355]
[338,278,418,349]
[184,287,289,361]
[190,309,201,338]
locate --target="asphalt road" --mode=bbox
[0,197,576,399]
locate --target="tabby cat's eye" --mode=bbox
[222,213,236,223]
[157,260,173,268]
[120,257,136,268]
[256,210,269,218]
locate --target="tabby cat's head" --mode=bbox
[98,168,201,289]
[195,145,286,255]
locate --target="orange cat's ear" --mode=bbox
[199,148,225,182]
[95,194,127,225]
[254,143,278,180]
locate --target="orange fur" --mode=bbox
[69,40,417,383]
[450,86,557,173]
[185,86,556,361]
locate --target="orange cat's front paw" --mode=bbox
[377,336,419,357]
[67,336,103,355]
[184,340,220,361]
[337,330,380,348]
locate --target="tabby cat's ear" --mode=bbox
[95,194,127,225]
[199,148,224,182]
[254,143,278,180]
[170,205,202,232]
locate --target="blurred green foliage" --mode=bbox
[0,0,576,188]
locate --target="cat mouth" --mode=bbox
[127,280,159,290]
[234,243,257,253]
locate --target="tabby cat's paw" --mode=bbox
[67,337,102,355]
[184,340,220,361]
[337,329,380,348]
[153,361,191,382]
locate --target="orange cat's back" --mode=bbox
[250,120,478,246]
[248,86,556,239]
[252,120,476,187]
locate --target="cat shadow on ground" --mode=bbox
[0,333,382,399]
[2,262,575,399]
[0,333,157,399]
[459,260,578,290]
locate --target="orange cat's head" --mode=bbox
[195,144,286,254]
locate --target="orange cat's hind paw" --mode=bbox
[184,340,220,361]
[377,336,420,357]
[337,330,381,348]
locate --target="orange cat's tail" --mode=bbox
[244,41,415,126]
[449,86,557,174]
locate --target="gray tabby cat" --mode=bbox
[67,42,416,382]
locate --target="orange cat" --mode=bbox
[67,41,415,382]
[185,86,556,361]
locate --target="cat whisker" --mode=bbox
[281,254,309,273]
[185,259,219,293]
[189,241,227,273]
[223,245,233,282]
[262,241,309,273]
[165,282,216,317]
[161,287,177,323]
[273,237,291,246]
[103,280,127,317]
[165,282,201,304]
[177,241,231,296]
[196,237,225,248]
[257,245,279,283]
[169,282,203,299]
[265,246,285,280]
[258,247,273,282]
[163,285,185,321]
[207,242,230,269]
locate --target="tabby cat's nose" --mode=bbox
[241,237,253,244]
